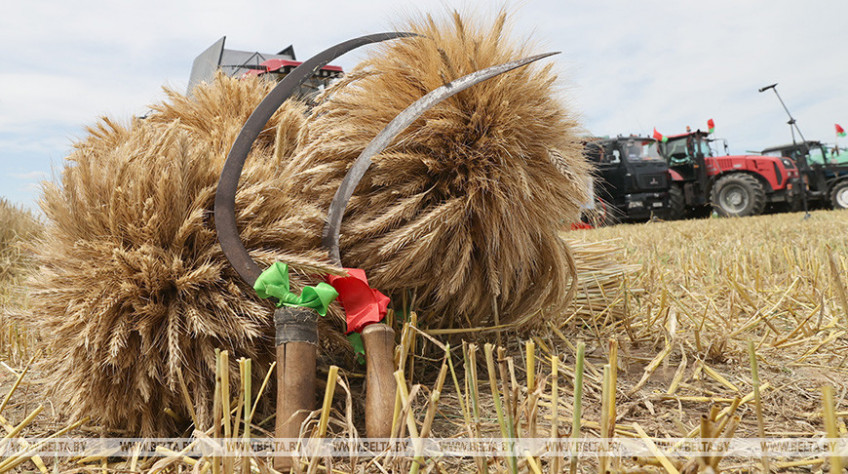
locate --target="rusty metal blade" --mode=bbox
[215,32,416,286]
[322,52,560,264]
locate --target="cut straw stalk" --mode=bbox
[212,348,222,474]
[1,405,43,439]
[484,343,516,473]
[627,340,673,396]
[526,340,536,396]
[219,350,233,474]
[707,415,741,470]
[176,367,199,429]
[698,414,712,469]
[700,362,739,393]
[525,340,540,470]
[551,353,561,474]
[419,359,448,439]
[393,370,423,474]
[600,365,611,474]
[606,338,618,457]
[316,366,340,437]
[153,400,259,474]
[249,361,276,421]
[464,344,487,474]
[524,451,543,474]
[75,449,120,465]
[748,341,769,472]
[0,350,38,417]
[0,410,48,472]
[408,312,418,386]
[680,383,770,439]
[307,365,339,474]
[632,422,680,474]
[822,385,843,474]
[497,347,518,442]
[154,446,199,466]
[827,249,848,328]
[569,341,584,474]
[444,344,469,426]
[219,350,231,438]
[666,350,687,395]
[0,417,90,472]
[240,358,252,474]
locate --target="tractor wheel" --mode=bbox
[830,180,848,209]
[667,185,686,219]
[710,173,766,217]
[787,193,805,212]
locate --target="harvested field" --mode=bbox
[0,199,40,304]
[0,199,40,361]
[1,209,847,473]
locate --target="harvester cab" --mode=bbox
[761,141,848,209]
[584,136,670,223]
[658,126,800,218]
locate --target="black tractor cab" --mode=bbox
[762,141,848,209]
[584,136,670,222]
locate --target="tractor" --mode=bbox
[761,141,848,210]
[584,135,670,223]
[657,128,800,218]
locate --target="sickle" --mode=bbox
[321,51,560,264]
[212,34,415,470]
[214,32,416,286]
[319,52,559,439]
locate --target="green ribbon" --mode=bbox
[253,262,338,316]
[347,332,366,365]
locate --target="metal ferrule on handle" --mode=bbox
[274,306,319,346]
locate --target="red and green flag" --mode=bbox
[653,128,668,143]
[836,123,846,137]
[707,118,716,134]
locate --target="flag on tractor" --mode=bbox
[653,128,668,143]
[707,119,716,134]
[836,123,846,137]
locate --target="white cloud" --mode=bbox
[1,0,847,208]
[11,171,47,181]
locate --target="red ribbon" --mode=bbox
[326,268,390,334]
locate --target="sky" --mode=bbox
[2,0,847,210]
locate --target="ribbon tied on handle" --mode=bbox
[327,268,390,334]
[254,262,338,316]
[326,268,391,363]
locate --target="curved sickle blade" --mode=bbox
[215,32,416,286]
[322,52,560,265]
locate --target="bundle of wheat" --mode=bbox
[14,75,347,436]
[284,11,590,331]
[17,10,592,436]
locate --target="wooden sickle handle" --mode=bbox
[360,323,397,439]
[273,308,318,471]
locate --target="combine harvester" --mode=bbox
[188,36,343,95]
[655,122,801,219]
[583,135,670,224]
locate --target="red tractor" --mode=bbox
[657,128,801,218]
